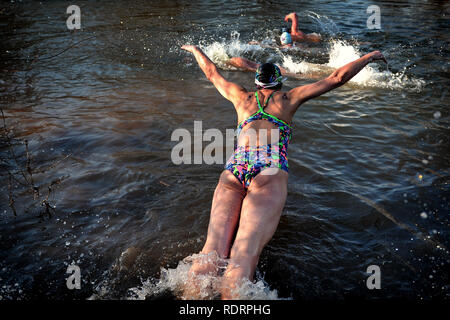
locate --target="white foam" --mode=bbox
[327,40,425,91]
[280,54,321,74]
[200,35,424,92]
[127,252,283,300]
[201,32,263,69]
[276,39,425,91]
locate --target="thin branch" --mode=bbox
[25,139,39,199]
[33,35,96,62]
[1,108,30,185]
[8,172,17,216]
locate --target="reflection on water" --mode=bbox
[0,0,449,300]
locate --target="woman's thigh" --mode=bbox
[227,169,288,278]
[201,170,246,258]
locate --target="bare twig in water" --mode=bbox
[24,139,39,199]
[34,35,97,62]
[32,153,72,174]
[3,35,97,64]
[1,108,69,217]
[39,176,68,218]
[1,108,31,185]
[8,172,17,216]
[159,180,170,187]
[41,186,54,218]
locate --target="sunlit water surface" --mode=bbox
[0,0,448,300]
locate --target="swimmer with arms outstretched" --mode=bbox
[180,44,386,299]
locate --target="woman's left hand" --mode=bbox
[181,45,198,53]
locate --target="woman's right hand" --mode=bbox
[368,51,387,63]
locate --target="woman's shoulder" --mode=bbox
[274,91,289,100]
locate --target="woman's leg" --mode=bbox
[228,57,291,76]
[227,57,260,72]
[220,169,288,299]
[183,170,246,298]
[201,170,246,258]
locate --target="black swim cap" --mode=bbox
[255,63,283,89]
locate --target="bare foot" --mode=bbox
[181,252,222,299]
[220,261,252,300]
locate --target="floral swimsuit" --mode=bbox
[225,91,292,188]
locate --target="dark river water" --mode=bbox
[0,0,448,300]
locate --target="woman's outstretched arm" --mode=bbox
[181,45,247,105]
[288,51,387,109]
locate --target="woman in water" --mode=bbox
[181,44,386,299]
[285,12,321,43]
[249,12,321,48]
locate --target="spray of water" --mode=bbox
[200,31,424,92]
[127,252,283,300]
[326,40,425,90]
[280,54,322,75]
[303,10,340,36]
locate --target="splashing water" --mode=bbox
[303,10,340,36]
[280,54,322,75]
[200,30,424,92]
[201,32,264,69]
[326,40,425,91]
[126,252,284,300]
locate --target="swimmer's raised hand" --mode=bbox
[369,51,387,64]
[284,12,297,22]
[181,45,198,53]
